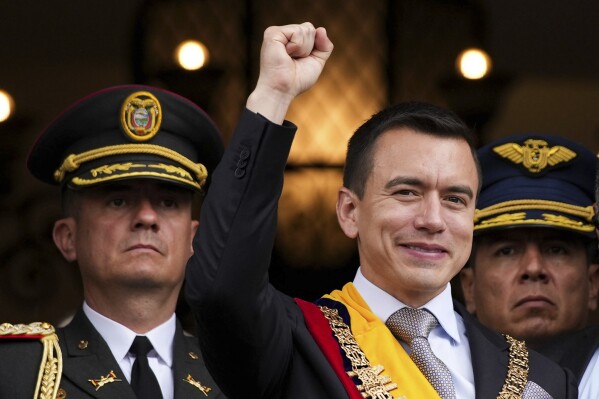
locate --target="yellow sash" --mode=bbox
[324,283,441,399]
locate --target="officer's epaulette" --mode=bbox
[0,322,63,399]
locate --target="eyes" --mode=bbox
[493,244,570,257]
[107,196,182,209]
[391,189,469,207]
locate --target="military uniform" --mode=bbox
[25,85,227,399]
[0,322,62,399]
[55,310,222,398]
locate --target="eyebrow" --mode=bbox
[385,176,474,199]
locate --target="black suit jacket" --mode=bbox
[185,109,577,399]
[56,309,225,399]
[539,325,599,383]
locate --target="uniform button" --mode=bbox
[234,168,245,178]
[240,148,250,160]
[57,388,67,398]
[237,159,248,168]
[188,352,199,360]
[78,340,88,350]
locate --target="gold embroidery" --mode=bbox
[71,171,201,189]
[90,163,146,177]
[497,335,528,399]
[121,91,162,141]
[183,374,212,396]
[0,323,63,399]
[0,322,55,336]
[319,306,397,399]
[542,213,590,229]
[148,163,193,180]
[474,199,595,232]
[53,143,208,188]
[88,370,122,391]
[493,139,576,173]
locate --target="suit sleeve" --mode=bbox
[185,109,297,398]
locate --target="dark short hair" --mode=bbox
[343,101,481,198]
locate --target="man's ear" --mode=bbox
[52,217,78,262]
[460,268,477,314]
[336,187,359,239]
[587,263,599,311]
[190,220,199,255]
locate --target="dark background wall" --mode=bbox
[1,0,598,326]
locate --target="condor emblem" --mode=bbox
[493,138,576,173]
[121,91,162,141]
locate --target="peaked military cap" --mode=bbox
[27,85,223,191]
[474,133,596,238]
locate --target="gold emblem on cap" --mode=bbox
[493,138,576,173]
[121,91,162,142]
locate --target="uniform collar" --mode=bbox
[83,301,176,367]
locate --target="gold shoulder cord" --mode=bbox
[497,334,528,399]
[0,322,63,399]
[319,306,397,399]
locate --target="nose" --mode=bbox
[519,245,548,283]
[413,196,446,233]
[132,198,159,231]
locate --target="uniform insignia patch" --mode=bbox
[183,374,212,396]
[120,91,162,141]
[493,138,576,173]
[88,370,122,391]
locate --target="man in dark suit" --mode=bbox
[460,134,599,349]
[185,22,576,399]
[19,85,227,399]
[540,158,599,398]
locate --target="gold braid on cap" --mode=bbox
[0,322,63,399]
[474,199,596,232]
[53,143,208,188]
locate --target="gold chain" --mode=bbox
[497,334,528,399]
[319,306,398,399]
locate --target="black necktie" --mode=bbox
[129,336,164,399]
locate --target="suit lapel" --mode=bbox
[59,310,136,399]
[173,322,222,398]
[454,301,509,398]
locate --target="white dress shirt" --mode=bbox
[353,267,475,398]
[83,302,176,399]
[579,346,599,399]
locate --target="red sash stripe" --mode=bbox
[295,298,364,399]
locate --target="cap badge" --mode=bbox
[493,139,576,173]
[121,91,162,141]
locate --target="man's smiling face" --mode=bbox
[339,128,479,307]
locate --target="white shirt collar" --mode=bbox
[353,267,461,343]
[83,301,176,367]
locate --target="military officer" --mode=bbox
[460,134,599,349]
[25,84,226,399]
